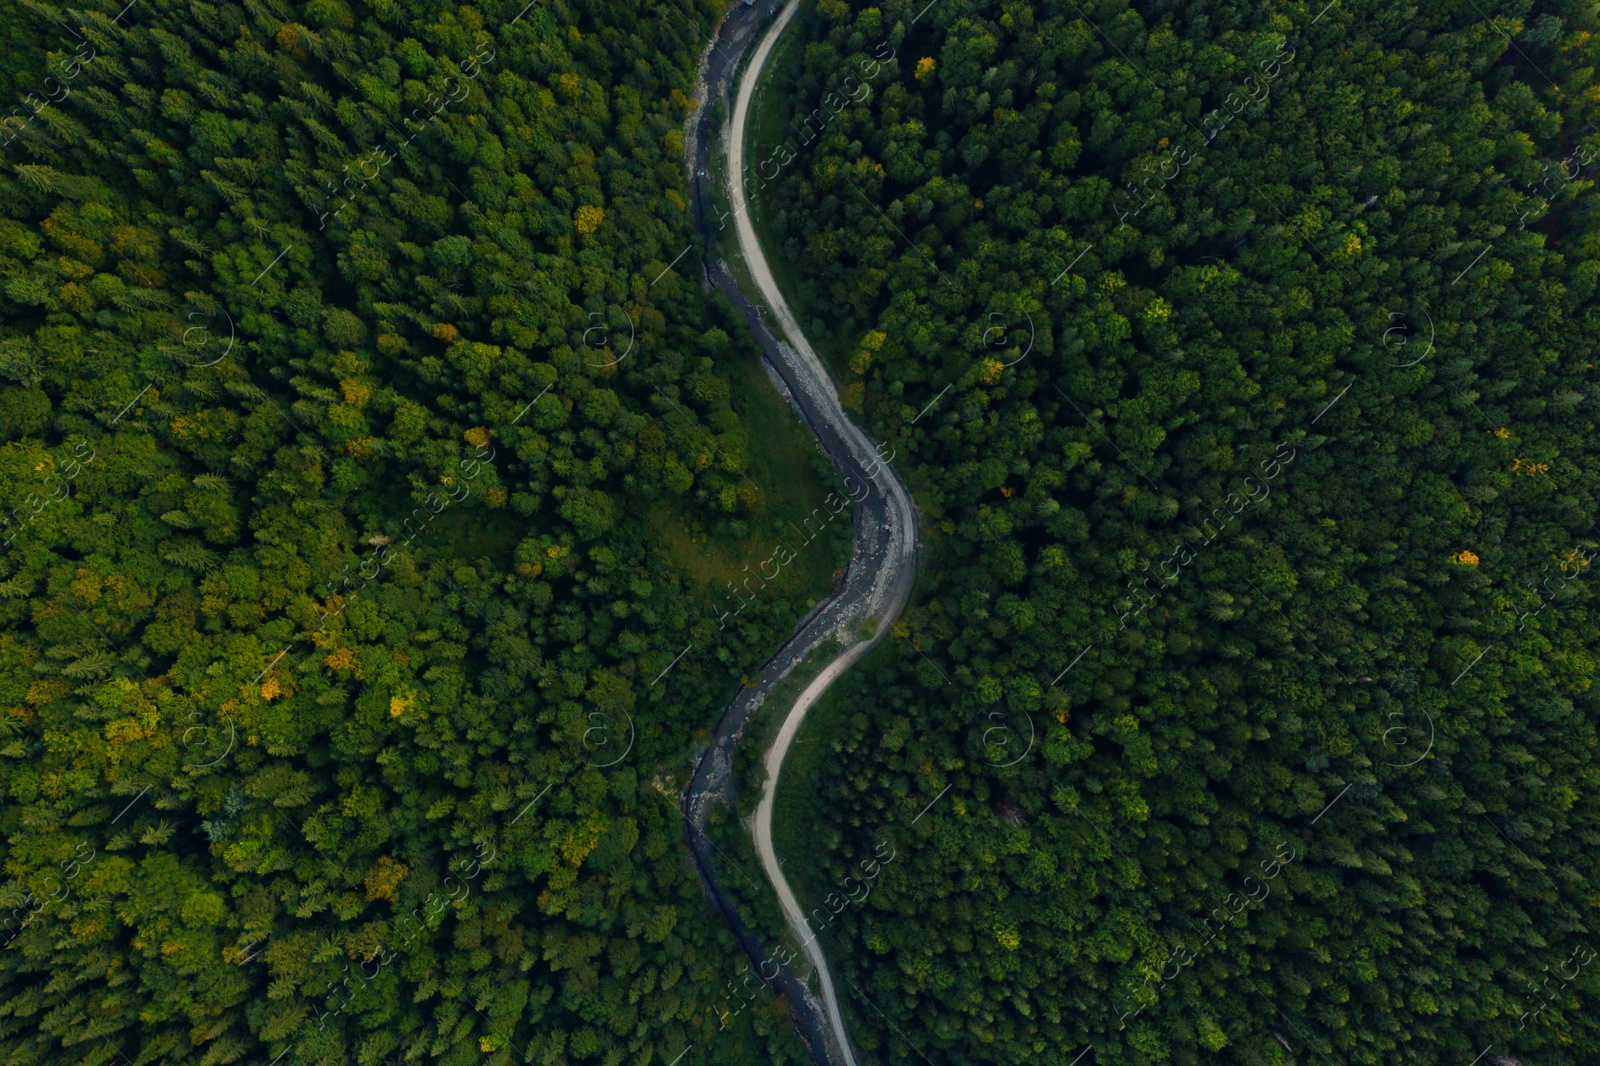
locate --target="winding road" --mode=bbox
[730,6,919,1066]
[678,2,919,1065]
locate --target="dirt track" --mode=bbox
[728,6,918,1066]
[678,2,920,1065]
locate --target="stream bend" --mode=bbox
[679,3,920,1065]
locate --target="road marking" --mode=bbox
[510,782,554,825]
[1310,0,1337,25]
[912,784,952,825]
[1468,1047,1492,1066]
[266,1048,293,1066]
[667,1047,692,1066]
[1068,1048,1093,1066]
[1309,782,1352,825]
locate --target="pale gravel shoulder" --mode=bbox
[728,4,921,1066]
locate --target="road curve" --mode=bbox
[677,2,919,1064]
[729,5,919,1066]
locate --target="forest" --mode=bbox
[748,0,1600,1063]
[4,0,1600,1065]
[0,0,847,1064]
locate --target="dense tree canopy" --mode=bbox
[0,0,836,1064]
[6,0,1600,1063]
[753,0,1600,1063]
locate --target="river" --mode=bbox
[677,3,920,1066]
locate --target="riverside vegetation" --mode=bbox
[4,0,1600,1065]
[750,0,1600,1064]
[0,1,856,1064]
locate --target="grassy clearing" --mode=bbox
[651,7,856,617]
[416,503,523,571]
[647,351,850,604]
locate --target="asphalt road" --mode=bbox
[678,2,921,1065]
